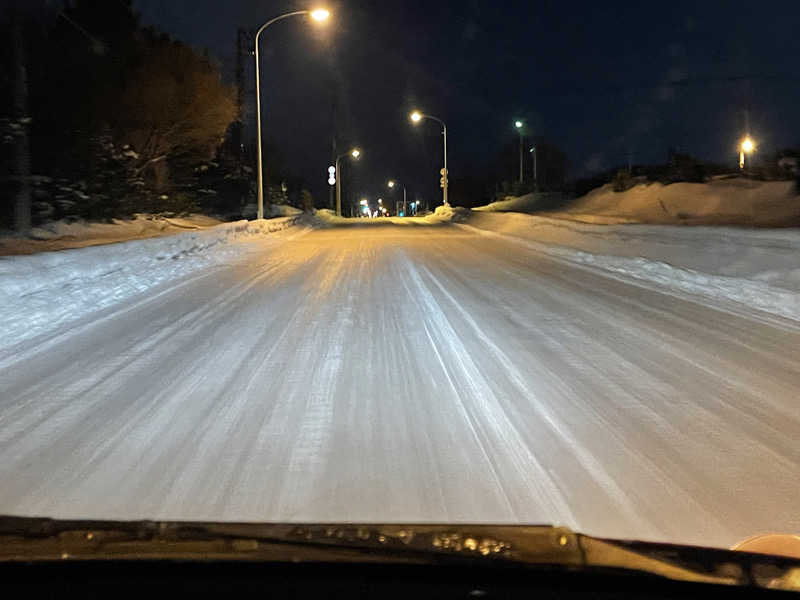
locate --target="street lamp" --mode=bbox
[739,136,755,170]
[387,179,407,216]
[254,8,330,220]
[410,110,448,206]
[335,148,361,217]
[529,146,538,192]
[515,120,524,183]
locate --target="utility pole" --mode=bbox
[234,28,247,164]
[514,120,524,184]
[443,125,448,205]
[330,101,336,210]
[11,8,31,235]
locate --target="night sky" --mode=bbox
[132,0,800,206]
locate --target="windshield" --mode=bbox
[1,0,799,556]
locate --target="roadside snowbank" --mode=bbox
[463,211,800,322]
[0,216,305,353]
[266,204,303,218]
[472,192,567,214]
[312,205,468,226]
[562,178,800,226]
[0,214,224,256]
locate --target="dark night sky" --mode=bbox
[132,0,800,206]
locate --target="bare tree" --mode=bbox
[112,40,236,190]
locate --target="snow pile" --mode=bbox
[0,216,305,353]
[562,178,800,226]
[312,208,351,225]
[266,204,303,218]
[0,214,223,256]
[464,212,800,322]
[312,205,469,226]
[472,193,541,213]
[430,204,470,222]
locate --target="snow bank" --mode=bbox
[562,178,800,226]
[430,204,471,222]
[0,216,304,353]
[312,205,468,226]
[463,212,800,322]
[266,204,303,218]
[469,181,800,319]
[0,214,225,256]
[472,193,549,213]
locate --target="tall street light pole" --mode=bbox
[410,111,448,206]
[336,148,360,217]
[739,136,755,170]
[529,146,538,192]
[254,8,330,220]
[388,180,407,215]
[515,120,524,183]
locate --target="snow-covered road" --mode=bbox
[1,224,799,550]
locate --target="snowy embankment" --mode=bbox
[464,210,800,323]
[0,216,305,353]
[478,178,800,226]
[563,178,800,226]
[312,205,469,226]
[0,214,225,256]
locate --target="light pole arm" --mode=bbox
[254,10,309,220]
[421,114,448,206]
[422,114,447,143]
[255,11,309,40]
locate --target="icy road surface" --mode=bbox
[1,224,799,550]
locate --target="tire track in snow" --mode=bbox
[402,257,579,527]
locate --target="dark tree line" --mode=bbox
[1,0,245,231]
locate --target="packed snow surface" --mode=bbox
[463,212,800,322]
[0,216,306,352]
[1,221,798,552]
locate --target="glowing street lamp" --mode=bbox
[514,119,524,183]
[254,8,330,220]
[387,179,407,216]
[335,148,361,217]
[410,110,448,206]
[740,136,756,170]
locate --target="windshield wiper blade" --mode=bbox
[1,517,799,592]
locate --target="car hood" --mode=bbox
[1,517,799,593]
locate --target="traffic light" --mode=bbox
[328,165,336,186]
[440,167,448,188]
